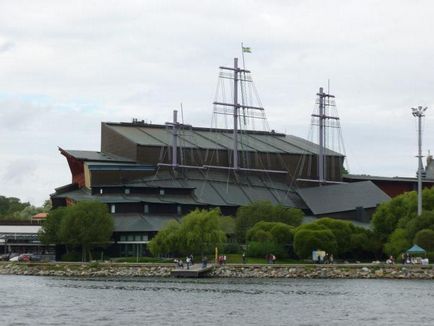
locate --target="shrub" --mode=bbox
[414,229,434,251]
[223,242,242,254]
[293,228,337,259]
[246,241,286,258]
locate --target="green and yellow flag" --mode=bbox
[242,46,251,53]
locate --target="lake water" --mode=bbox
[0,275,433,325]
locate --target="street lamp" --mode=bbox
[411,106,428,216]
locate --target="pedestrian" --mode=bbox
[202,256,208,268]
[189,254,194,265]
[329,254,334,264]
[186,256,191,269]
[242,252,246,264]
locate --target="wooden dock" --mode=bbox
[171,264,214,278]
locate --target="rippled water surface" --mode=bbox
[1,275,434,325]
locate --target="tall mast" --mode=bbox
[213,58,264,170]
[312,87,337,184]
[233,58,239,169]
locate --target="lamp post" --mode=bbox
[411,106,428,216]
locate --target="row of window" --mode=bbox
[110,204,182,215]
[100,188,166,195]
[119,234,149,242]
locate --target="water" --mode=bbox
[0,276,433,326]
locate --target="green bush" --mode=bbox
[414,229,434,251]
[223,242,242,254]
[293,228,337,258]
[246,241,286,258]
[61,251,81,262]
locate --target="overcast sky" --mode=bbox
[1,0,433,206]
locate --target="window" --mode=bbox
[159,189,165,196]
[120,235,126,241]
[111,204,116,213]
[177,205,182,215]
[99,188,103,195]
[144,204,149,214]
[125,188,130,195]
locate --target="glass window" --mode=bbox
[125,188,130,195]
[159,189,165,195]
[144,204,149,214]
[127,234,134,241]
[111,205,116,213]
[120,235,126,241]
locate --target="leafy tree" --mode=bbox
[314,218,353,256]
[270,223,294,245]
[414,229,434,251]
[293,224,337,258]
[148,220,182,256]
[371,192,416,241]
[246,221,293,245]
[219,216,236,236]
[349,228,383,259]
[246,240,286,258]
[405,210,434,241]
[59,201,113,261]
[235,201,303,243]
[149,208,226,257]
[39,207,68,244]
[383,228,411,258]
[0,196,30,219]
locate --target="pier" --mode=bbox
[171,264,214,278]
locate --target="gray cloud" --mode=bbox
[0,0,433,205]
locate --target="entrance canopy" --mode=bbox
[406,244,426,254]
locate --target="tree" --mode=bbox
[246,221,293,245]
[149,208,226,257]
[371,192,416,241]
[235,201,303,243]
[59,201,113,261]
[293,224,337,258]
[414,229,434,251]
[0,196,30,219]
[314,218,353,256]
[148,220,182,256]
[383,228,411,258]
[39,207,68,245]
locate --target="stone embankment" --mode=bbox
[0,262,433,279]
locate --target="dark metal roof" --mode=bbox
[60,149,135,163]
[54,188,203,205]
[297,181,390,215]
[112,213,179,232]
[104,122,344,157]
[53,168,306,209]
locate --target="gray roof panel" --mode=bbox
[297,181,390,215]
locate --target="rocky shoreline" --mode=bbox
[0,262,433,279]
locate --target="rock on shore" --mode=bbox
[0,262,433,279]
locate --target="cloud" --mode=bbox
[0,0,433,205]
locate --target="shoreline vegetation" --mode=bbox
[1,261,433,279]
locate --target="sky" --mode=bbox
[1,0,434,206]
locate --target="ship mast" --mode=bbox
[213,57,265,170]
